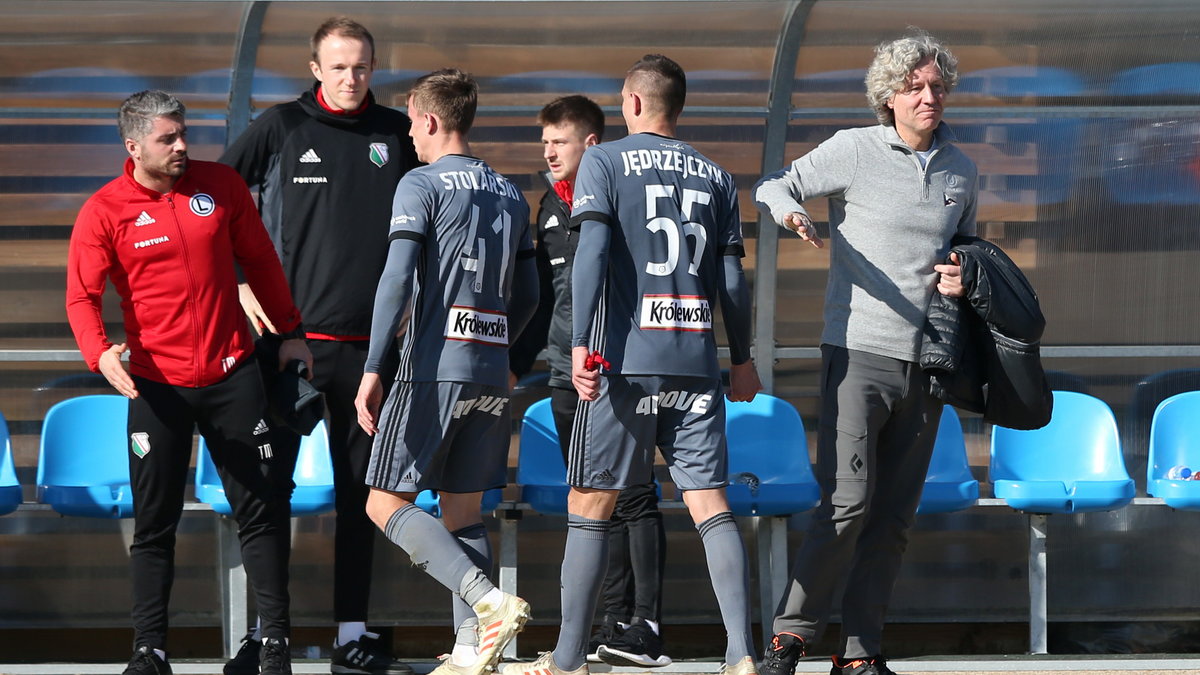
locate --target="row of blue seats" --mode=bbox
[0,395,498,519]
[3,390,1200,520]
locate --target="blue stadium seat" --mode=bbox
[518,395,821,517]
[195,420,335,517]
[1105,63,1200,206]
[1131,368,1200,437]
[1146,391,1200,509]
[793,68,867,95]
[725,394,820,517]
[1,410,21,515]
[37,395,134,518]
[17,66,154,95]
[517,397,568,514]
[917,406,980,515]
[990,391,1134,514]
[957,66,1086,206]
[413,488,504,518]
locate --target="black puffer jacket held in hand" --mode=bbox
[921,236,1053,430]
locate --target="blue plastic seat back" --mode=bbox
[1147,391,1200,509]
[195,420,335,516]
[414,487,504,518]
[725,394,820,517]
[918,406,979,514]
[516,398,569,514]
[955,66,1086,206]
[990,391,1133,513]
[287,420,335,516]
[1105,62,1200,206]
[37,395,134,518]
[1,411,21,515]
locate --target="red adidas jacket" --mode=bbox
[66,158,302,388]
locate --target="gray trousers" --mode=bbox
[773,345,939,658]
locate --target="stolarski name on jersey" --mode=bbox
[438,168,522,201]
[445,305,509,346]
[640,294,712,332]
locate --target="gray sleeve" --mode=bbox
[570,218,611,347]
[753,128,859,227]
[364,236,422,374]
[506,255,541,347]
[957,170,979,238]
[717,253,753,365]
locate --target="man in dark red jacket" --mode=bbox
[66,90,311,675]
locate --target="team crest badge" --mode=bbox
[131,432,151,458]
[189,193,215,217]
[369,143,389,168]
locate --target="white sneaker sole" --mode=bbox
[596,645,673,668]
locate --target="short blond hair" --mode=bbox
[311,16,375,64]
[408,68,477,134]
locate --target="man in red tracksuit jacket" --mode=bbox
[65,90,311,675]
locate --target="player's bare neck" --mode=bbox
[426,136,471,164]
[628,116,677,139]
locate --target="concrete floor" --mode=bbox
[5,657,1200,675]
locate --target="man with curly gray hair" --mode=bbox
[752,31,976,675]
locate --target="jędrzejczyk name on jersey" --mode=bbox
[445,306,509,346]
[620,147,731,190]
[640,294,712,332]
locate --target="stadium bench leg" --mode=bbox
[754,516,789,649]
[217,515,249,659]
[1028,513,1048,654]
[499,510,521,659]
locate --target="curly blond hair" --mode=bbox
[865,30,958,126]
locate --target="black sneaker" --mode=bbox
[831,655,897,675]
[224,632,261,675]
[331,631,414,675]
[123,646,172,675]
[758,632,806,675]
[597,618,672,667]
[585,615,624,663]
[260,637,292,675]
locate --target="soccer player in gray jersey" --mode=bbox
[353,69,538,675]
[502,55,762,675]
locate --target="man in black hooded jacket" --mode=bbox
[220,15,419,675]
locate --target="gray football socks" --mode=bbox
[553,513,611,671]
[697,511,754,665]
[451,522,493,646]
[383,504,495,606]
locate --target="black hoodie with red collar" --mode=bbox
[220,83,420,340]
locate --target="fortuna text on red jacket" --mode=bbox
[67,158,302,387]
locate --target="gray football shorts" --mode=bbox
[567,374,727,491]
[367,380,510,493]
